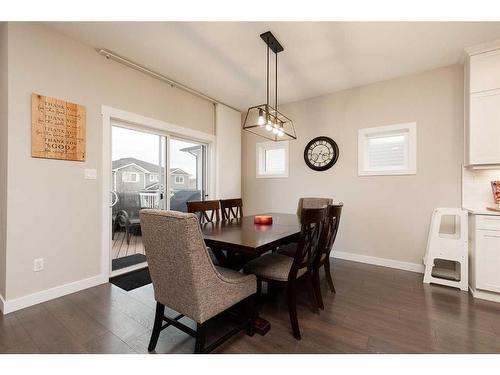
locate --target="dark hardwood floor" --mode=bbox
[1,259,500,354]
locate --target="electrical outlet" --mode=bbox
[33,258,44,272]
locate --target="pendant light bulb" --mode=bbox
[272,127,279,134]
[265,116,273,131]
[257,109,265,126]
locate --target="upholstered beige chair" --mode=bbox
[140,209,257,354]
[296,197,333,217]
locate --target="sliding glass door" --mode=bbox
[110,124,208,274]
[169,138,207,212]
[111,126,166,272]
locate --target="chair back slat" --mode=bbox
[220,198,243,220]
[186,200,221,224]
[289,207,326,280]
[315,203,343,265]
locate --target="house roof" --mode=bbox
[112,157,189,175]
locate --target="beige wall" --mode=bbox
[4,22,214,300]
[0,22,7,299]
[242,65,464,265]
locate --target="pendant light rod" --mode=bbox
[275,51,278,112]
[266,44,269,107]
[260,31,284,118]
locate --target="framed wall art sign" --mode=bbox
[31,93,86,161]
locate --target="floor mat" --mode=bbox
[110,268,151,291]
[112,253,147,271]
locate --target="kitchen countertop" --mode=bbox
[463,207,500,216]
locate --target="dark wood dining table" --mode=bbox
[201,213,301,335]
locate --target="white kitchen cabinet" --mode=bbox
[475,230,500,293]
[470,49,500,93]
[469,212,500,301]
[465,46,500,166]
[469,90,500,165]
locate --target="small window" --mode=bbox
[175,176,185,184]
[358,122,416,176]
[256,141,289,178]
[150,174,159,182]
[122,171,140,183]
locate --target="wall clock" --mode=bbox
[304,136,339,171]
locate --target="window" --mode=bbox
[122,171,140,182]
[174,176,185,184]
[358,122,416,176]
[256,141,289,178]
[150,174,159,182]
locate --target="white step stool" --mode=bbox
[423,208,468,291]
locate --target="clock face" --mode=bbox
[304,136,339,171]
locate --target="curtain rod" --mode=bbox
[96,48,241,113]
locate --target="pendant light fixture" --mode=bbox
[243,31,296,141]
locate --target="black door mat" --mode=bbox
[110,268,151,291]
[112,253,147,271]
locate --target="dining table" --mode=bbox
[200,212,302,335]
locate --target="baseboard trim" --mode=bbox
[332,251,425,273]
[0,293,5,314]
[1,274,108,315]
[469,285,500,303]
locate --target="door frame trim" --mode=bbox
[101,105,217,279]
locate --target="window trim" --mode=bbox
[174,175,185,184]
[358,122,417,176]
[256,141,289,178]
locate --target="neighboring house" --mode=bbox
[112,157,191,192]
[170,168,190,190]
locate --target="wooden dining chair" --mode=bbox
[220,198,243,220]
[313,203,343,309]
[140,209,257,354]
[243,207,325,340]
[186,200,221,224]
[296,197,333,217]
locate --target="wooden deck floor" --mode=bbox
[1,259,500,354]
[112,230,145,260]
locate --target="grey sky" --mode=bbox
[112,126,199,176]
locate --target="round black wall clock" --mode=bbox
[304,136,339,171]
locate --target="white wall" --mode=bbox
[216,104,241,199]
[4,22,214,304]
[0,22,8,301]
[242,65,464,266]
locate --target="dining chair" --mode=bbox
[278,197,332,252]
[186,200,221,224]
[312,203,343,309]
[243,207,326,340]
[296,197,333,217]
[140,209,257,354]
[220,198,243,220]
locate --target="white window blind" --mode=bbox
[367,133,407,170]
[256,141,289,178]
[358,123,416,176]
[265,148,286,173]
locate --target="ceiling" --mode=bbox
[46,22,500,110]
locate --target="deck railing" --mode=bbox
[139,192,158,208]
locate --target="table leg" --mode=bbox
[210,247,228,266]
[254,317,271,335]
